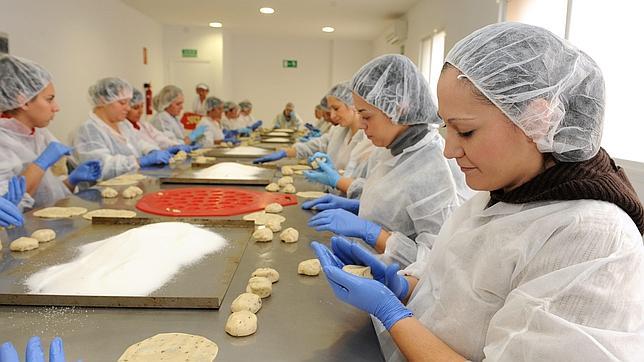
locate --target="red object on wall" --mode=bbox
[136,187,298,217]
[144,83,153,115]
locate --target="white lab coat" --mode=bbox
[294,125,362,171]
[196,116,225,147]
[344,136,375,181]
[74,113,154,180]
[355,129,472,267]
[238,114,255,128]
[191,97,207,116]
[150,111,185,144]
[221,116,247,130]
[377,191,644,361]
[273,112,302,130]
[0,118,71,209]
[127,119,178,150]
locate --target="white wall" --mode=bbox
[373,0,498,65]
[162,25,224,108]
[224,33,373,126]
[0,0,164,143]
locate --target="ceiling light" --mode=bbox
[260,7,275,14]
[209,22,223,28]
[322,26,335,33]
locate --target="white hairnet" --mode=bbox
[445,22,605,162]
[351,54,438,125]
[153,85,183,112]
[130,88,144,106]
[196,83,209,90]
[326,82,353,106]
[223,101,238,112]
[88,77,133,107]
[239,100,252,110]
[0,55,52,112]
[205,97,223,112]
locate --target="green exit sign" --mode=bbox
[182,49,198,58]
[282,59,298,68]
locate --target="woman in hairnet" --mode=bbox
[74,77,172,180]
[273,102,303,130]
[312,22,644,361]
[0,55,101,209]
[150,85,206,145]
[238,100,261,130]
[305,55,471,267]
[125,88,192,154]
[194,96,227,146]
[253,83,372,179]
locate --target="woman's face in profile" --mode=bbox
[438,66,545,192]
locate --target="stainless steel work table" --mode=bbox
[0,160,383,361]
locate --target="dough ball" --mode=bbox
[281,166,294,175]
[230,293,262,314]
[10,237,39,252]
[246,276,272,298]
[118,332,219,361]
[279,228,299,243]
[31,229,56,243]
[277,176,293,187]
[264,203,283,213]
[265,220,282,232]
[342,265,373,279]
[310,157,326,169]
[101,187,118,198]
[122,186,143,199]
[265,183,280,192]
[252,227,273,242]
[225,311,258,337]
[281,184,296,194]
[298,259,321,276]
[251,267,279,283]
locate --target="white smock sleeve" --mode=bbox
[294,132,331,159]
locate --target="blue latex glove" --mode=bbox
[307,152,335,169]
[34,142,72,171]
[166,144,192,154]
[250,120,263,130]
[252,150,287,164]
[223,129,238,138]
[0,336,66,362]
[189,144,202,151]
[304,161,340,187]
[308,209,382,246]
[311,242,413,331]
[330,236,409,300]
[304,123,315,131]
[237,127,252,136]
[298,136,310,142]
[139,150,171,167]
[188,125,207,143]
[0,198,24,227]
[2,176,25,206]
[301,194,359,214]
[68,160,101,185]
[223,136,240,145]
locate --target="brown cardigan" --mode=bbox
[488,148,644,235]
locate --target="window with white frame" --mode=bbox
[419,30,445,102]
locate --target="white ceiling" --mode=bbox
[122,0,419,40]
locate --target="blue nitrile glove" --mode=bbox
[2,176,25,206]
[139,150,171,167]
[188,125,207,142]
[34,142,72,171]
[308,209,382,246]
[0,336,67,362]
[252,150,287,164]
[223,135,240,145]
[311,242,413,331]
[308,130,321,138]
[68,160,101,185]
[304,123,315,131]
[223,129,238,138]
[189,144,202,151]
[301,194,359,214]
[331,236,409,300]
[166,144,192,154]
[307,152,335,169]
[250,120,263,130]
[298,136,310,142]
[237,127,252,136]
[304,161,340,187]
[0,198,24,227]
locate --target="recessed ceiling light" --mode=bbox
[260,7,275,14]
[209,22,223,28]
[322,26,335,33]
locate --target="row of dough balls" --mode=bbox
[225,267,279,337]
[1,229,56,252]
[101,186,144,199]
[265,176,296,193]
